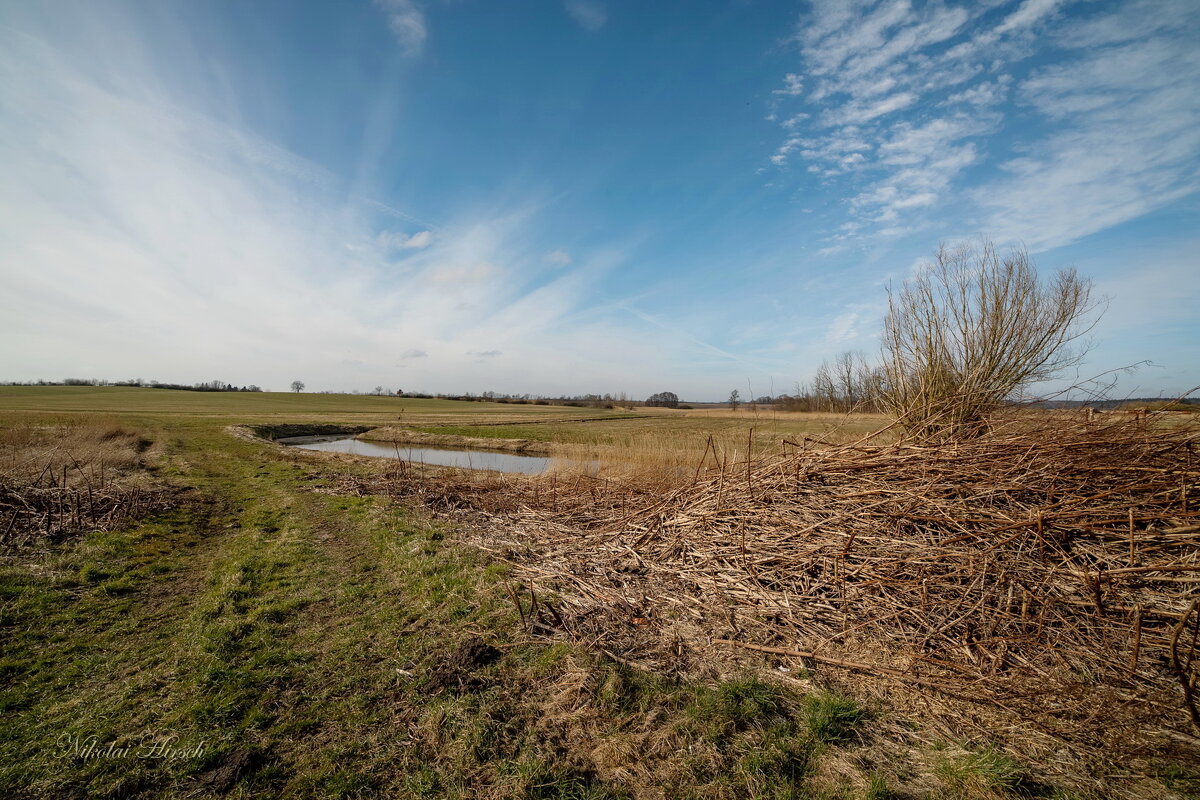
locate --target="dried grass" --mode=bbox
[0,419,173,547]
[542,416,895,489]
[337,411,1200,791]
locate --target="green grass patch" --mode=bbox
[934,746,1025,796]
[802,690,867,744]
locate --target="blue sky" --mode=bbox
[1,0,1197,399]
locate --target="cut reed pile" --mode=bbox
[341,414,1200,777]
[0,421,174,548]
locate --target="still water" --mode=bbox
[279,435,551,475]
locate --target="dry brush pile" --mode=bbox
[345,413,1200,774]
[0,421,175,548]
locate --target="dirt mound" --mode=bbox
[422,636,502,694]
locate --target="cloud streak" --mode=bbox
[767,0,1200,250]
[0,8,792,398]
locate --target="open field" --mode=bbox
[0,386,634,420]
[2,387,1198,800]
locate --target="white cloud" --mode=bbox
[995,0,1067,35]
[774,73,804,96]
[822,91,918,126]
[543,249,573,267]
[2,10,799,399]
[824,309,862,345]
[979,5,1200,248]
[943,76,1012,107]
[846,114,989,222]
[767,1,1004,227]
[800,1,971,102]
[1055,0,1173,48]
[768,0,1199,249]
[774,128,872,172]
[379,229,433,249]
[878,116,986,166]
[564,0,606,32]
[374,0,427,55]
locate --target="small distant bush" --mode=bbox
[645,391,680,408]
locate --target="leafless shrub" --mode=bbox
[0,420,172,547]
[810,351,885,413]
[881,238,1102,440]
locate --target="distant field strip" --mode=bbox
[412,414,651,427]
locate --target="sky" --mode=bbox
[1,0,1197,400]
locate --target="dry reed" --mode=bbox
[0,420,173,547]
[337,412,1200,778]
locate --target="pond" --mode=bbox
[278,435,552,475]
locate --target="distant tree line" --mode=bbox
[1,378,262,392]
[645,391,680,408]
[2,379,693,407]
[770,351,886,413]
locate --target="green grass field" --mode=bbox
[0,387,1162,799]
[0,386,625,419]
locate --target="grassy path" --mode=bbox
[2,421,543,798]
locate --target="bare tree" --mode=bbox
[880,239,1101,439]
[291,380,305,393]
[812,362,836,411]
[834,351,858,409]
[728,389,740,410]
[806,351,882,412]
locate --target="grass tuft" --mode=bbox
[688,677,790,734]
[802,690,867,744]
[934,746,1024,796]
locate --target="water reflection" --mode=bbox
[279,435,551,475]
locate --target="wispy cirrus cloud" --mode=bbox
[768,0,1200,251]
[0,14,573,393]
[767,0,1015,227]
[2,5,782,398]
[564,0,606,32]
[379,230,433,249]
[979,4,1200,247]
[374,0,427,55]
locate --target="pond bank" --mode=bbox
[359,426,553,454]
